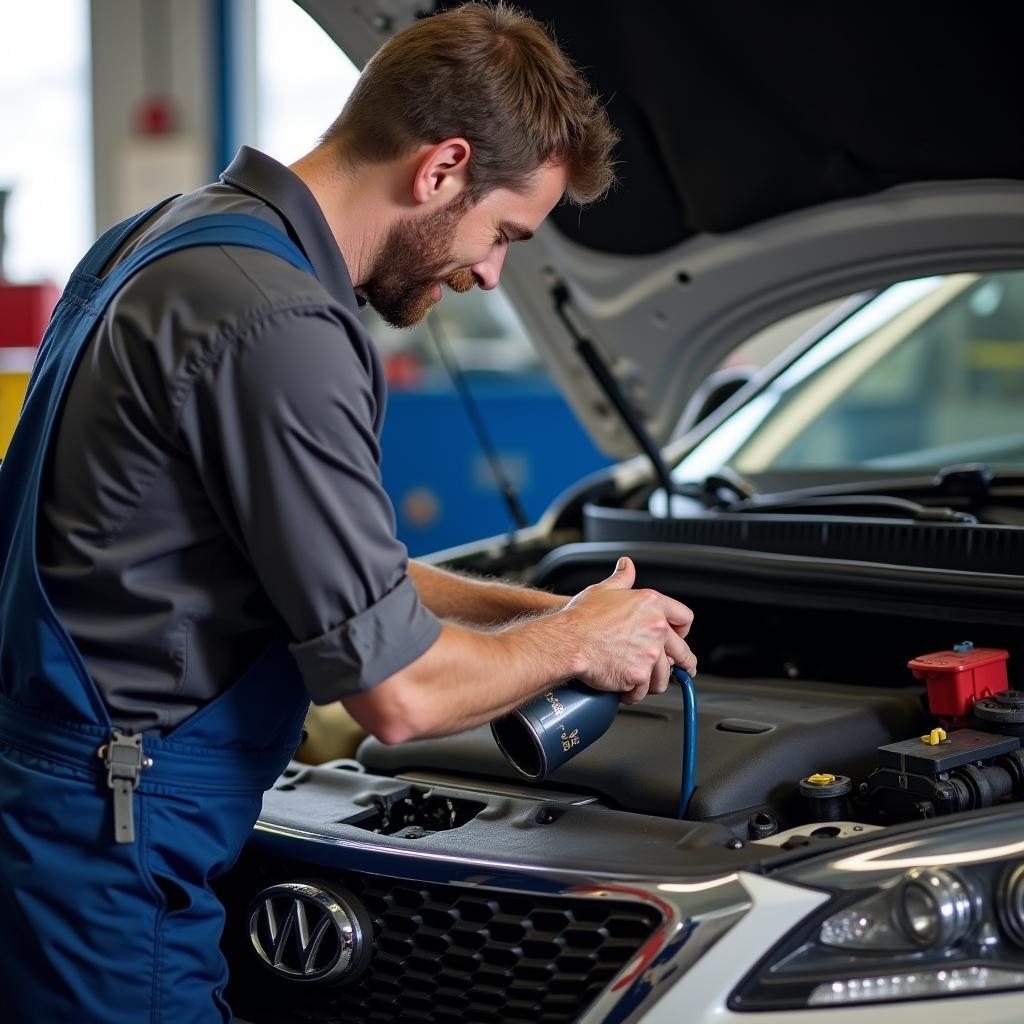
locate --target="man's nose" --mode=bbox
[471,247,508,291]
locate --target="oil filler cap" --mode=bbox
[799,773,852,799]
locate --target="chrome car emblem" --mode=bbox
[248,881,363,984]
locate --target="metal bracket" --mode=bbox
[98,729,153,844]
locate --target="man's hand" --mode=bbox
[345,555,695,743]
[561,556,696,704]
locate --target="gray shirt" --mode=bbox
[37,147,441,732]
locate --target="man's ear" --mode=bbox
[411,138,471,206]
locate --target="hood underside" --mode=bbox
[298,0,1024,456]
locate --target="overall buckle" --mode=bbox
[97,729,153,844]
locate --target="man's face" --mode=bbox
[361,161,568,329]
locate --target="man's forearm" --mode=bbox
[408,560,565,624]
[344,615,582,743]
[345,556,697,745]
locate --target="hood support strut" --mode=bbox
[552,281,676,504]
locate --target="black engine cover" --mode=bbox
[360,676,926,821]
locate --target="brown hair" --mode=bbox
[321,2,618,205]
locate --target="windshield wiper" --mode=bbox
[706,463,1024,523]
[727,493,975,523]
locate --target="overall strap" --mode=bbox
[9,211,317,531]
[72,195,180,280]
[0,211,318,728]
[98,213,316,293]
[32,196,180,367]
[0,210,319,840]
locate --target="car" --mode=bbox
[218,4,1024,1022]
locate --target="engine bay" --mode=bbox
[349,541,1024,848]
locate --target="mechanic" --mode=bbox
[0,4,696,1021]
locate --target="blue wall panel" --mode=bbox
[380,372,611,556]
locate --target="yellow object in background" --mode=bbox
[296,703,368,764]
[0,349,35,457]
[0,374,30,456]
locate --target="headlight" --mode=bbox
[731,809,1024,1010]
[815,867,976,954]
[895,867,975,948]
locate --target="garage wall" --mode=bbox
[90,0,255,233]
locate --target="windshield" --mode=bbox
[675,270,1024,481]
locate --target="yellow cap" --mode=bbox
[920,728,948,745]
[805,773,837,785]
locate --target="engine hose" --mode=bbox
[951,762,1015,811]
[673,667,697,818]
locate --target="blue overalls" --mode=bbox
[0,202,316,1022]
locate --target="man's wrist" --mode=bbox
[516,588,567,615]
[497,604,587,685]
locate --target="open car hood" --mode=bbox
[297,1,1024,458]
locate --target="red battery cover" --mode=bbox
[908,647,1010,719]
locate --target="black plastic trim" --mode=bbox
[584,504,1024,575]
[534,540,1024,624]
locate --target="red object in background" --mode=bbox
[909,645,1010,719]
[133,95,178,135]
[383,351,424,390]
[0,282,60,347]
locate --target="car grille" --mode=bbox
[220,851,662,1023]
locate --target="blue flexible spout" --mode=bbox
[673,667,697,818]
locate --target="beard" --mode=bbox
[361,194,477,329]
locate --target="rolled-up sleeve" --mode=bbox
[177,301,441,702]
[289,574,440,703]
